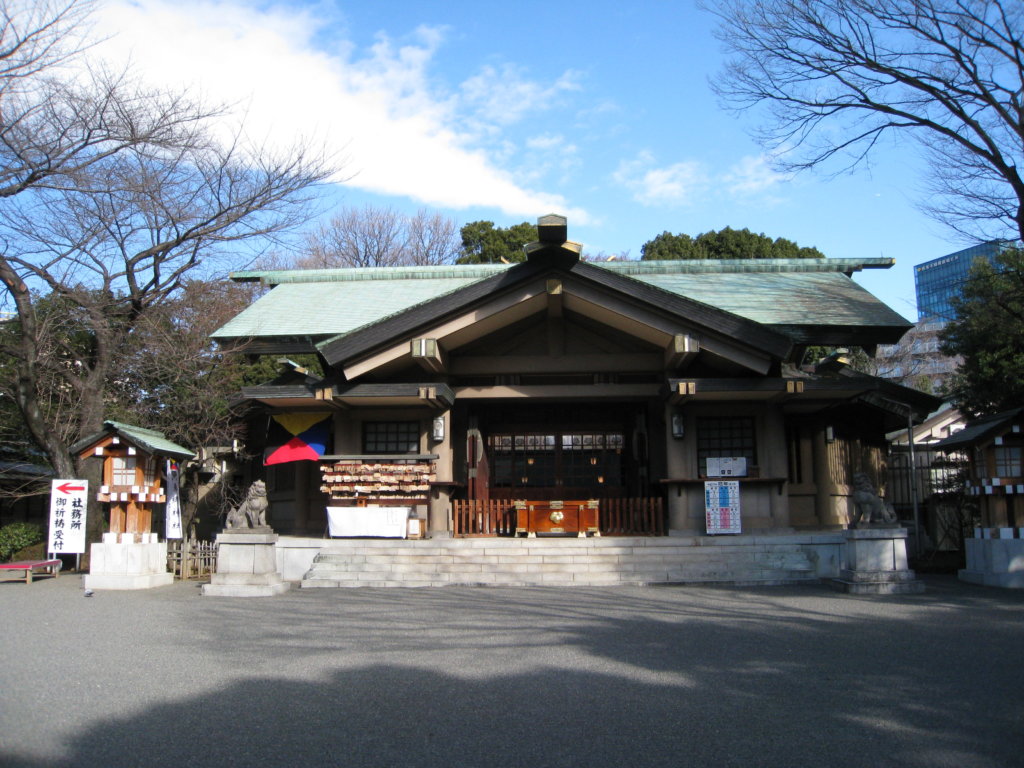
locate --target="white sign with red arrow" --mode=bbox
[48,479,89,555]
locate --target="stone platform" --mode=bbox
[959,531,1024,589]
[84,533,174,590]
[202,530,290,597]
[299,532,840,588]
[831,527,924,594]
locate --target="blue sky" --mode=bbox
[87,0,968,322]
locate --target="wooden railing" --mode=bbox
[452,500,517,537]
[599,497,665,536]
[452,497,665,537]
[167,539,218,580]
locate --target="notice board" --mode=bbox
[704,480,741,535]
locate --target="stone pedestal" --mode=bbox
[959,534,1024,589]
[202,530,289,597]
[831,527,924,594]
[84,532,174,590]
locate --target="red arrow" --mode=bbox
[56,482,86,494]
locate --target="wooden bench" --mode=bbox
[0,559,62,584]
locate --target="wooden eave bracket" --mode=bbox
[665,334,699,370]
[411,338,447,374]
[769,379,806,402]
[418,385,448,409]
[546,278,565,321]
[673,380,698,404]
[312,386,349,409]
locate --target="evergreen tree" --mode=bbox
[940,248,1024,416]
[641,227,823,260]
[457,221,538,264]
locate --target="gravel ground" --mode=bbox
[1,573,1022,768]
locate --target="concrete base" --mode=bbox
[959,535,1024,589]
[84,533,174,591]
[831,527,924,594]
[202,531,290,597]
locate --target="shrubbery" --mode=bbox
[0,522,45,562]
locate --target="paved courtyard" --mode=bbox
[1,573,1022,768]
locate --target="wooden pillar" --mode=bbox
[763,408,790,528]
[109,504,126,535]
[813,426,845,528]
[295,461,309,532]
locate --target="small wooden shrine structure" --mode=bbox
[74,421,195,538]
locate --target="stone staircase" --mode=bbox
[300,535,820,588]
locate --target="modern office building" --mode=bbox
[874,316,959,393]
[914,241,1010,321]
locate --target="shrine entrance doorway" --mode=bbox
[469,403,648,503]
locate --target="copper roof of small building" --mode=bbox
[71,421,195,461]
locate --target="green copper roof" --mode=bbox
[636,270,903,326]
[214,276,489,340]
[72,420,195,460]
[229,264,511,285]
[212,258,908,342]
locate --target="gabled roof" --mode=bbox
[72,421,195,461]
[932,407,1024,451]
[212,256,910,354]
[888,401,963,445]
[315,257,794,372]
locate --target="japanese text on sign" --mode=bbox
[165,460,182,539]
[48,479,89,554]
[704,480,741,535]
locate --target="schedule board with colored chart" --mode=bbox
[704,480,741,534]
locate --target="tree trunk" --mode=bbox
[0,258,76,478]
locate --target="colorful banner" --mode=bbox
[264,413,331,466]
[48,479,89,554]
[165,460,183,539]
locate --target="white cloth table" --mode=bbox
[327,506,410,538]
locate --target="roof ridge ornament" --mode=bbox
[524,213,582,267]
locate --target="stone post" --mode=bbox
[202,530,289,597]
[831,527,924,594]
[84,532,174,590]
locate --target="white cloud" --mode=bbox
[459,64,583,128]
[613,152,709,206]
[520,134,580,184]
[614,151,790,207]
[88,0,588,221]
[723,155,790,196]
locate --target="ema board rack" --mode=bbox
[320,455,437,505]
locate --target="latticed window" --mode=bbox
[994,446,1022,478]
[111,456,136,486]
[697,417,756,476]
[488,431,624,489]
[142,457,157,485]
[363,421,419,454]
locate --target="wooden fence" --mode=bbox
[598,497,665,536]
[452,500,517,537]
[166,539,218,580]
[452,497,665,537]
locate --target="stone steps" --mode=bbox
[300,536,820,588]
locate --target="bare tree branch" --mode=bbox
[299,205,460,268]
[0,0,335,493]
[706,0,1024,241]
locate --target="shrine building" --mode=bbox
[211,215,939,585]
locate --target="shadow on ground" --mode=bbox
[2,577,1022,768]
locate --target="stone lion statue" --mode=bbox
[225,480,270,530]
[850,472,897,528]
